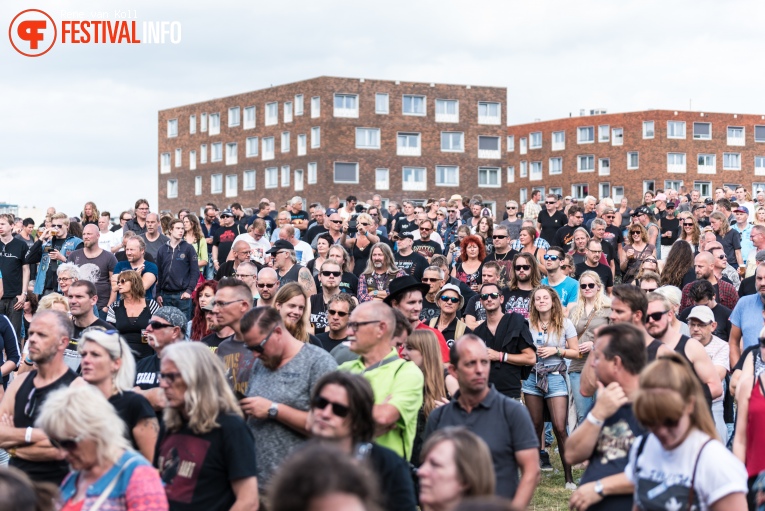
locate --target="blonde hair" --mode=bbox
[405,331,447,418]
[569,271,611,324]
[51,212,69,226]
[78,329,135,392]
[274,282,310,342]
[37,293,69,312]
[709,211,730,235]
[529,285,565,337]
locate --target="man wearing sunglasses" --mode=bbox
[394,232,428,283]
[240,306,337,491]
[316,293,355,353]
[484,225,517,280]
[28,212,83,298]
[541,247,580,310]
[412,219,442,262]
[266,240,316,296]
[574,240,614,296]
[464,263,511,330]
[310,261,346,335]
[537,194,567,245]
[255,268,280,307]
[551,206,583,253]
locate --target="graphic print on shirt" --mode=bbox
[75,263,101,284]
[505,295,529,318]
[596,419,637,465]
[219,231,236,243]
[159,436,211,503]
[220,351,255,395]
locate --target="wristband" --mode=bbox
[586,412,604,427]
[502,353,507,363]
[25,427,33,443]
[23,356,33,367]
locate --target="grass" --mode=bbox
[528,446,586,511]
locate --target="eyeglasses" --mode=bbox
[543,254,559,261]
[347,320,381,330]
[159,372,182,384]
[137,207,150,211]
[234,273,256,278]
[580,283,597,290]
[321,271,342,278]
[327,309,349,317]
[480,292,499,300]
[49,435,85,451]
[311,395,349,418]
[147,321,176,330]
[492,235,508,240]
[57,276,74,283]
[646,310,670,322]
[587,249,602,254]
[439,295,460,304]
[247,328,275,354]
[211,299,245,308]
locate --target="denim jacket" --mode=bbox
[33,236,82,295]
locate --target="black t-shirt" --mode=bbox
[201,333,234,354]
[412,239,442,260]
[660,216,680,247]
[484,250,518,284]
[602,225,624,253]
[309,293,328,334]
[316,272,359,296]
[394,217,418,235]
[552,225,577,253]
[504,288,531,319]
[0,237,29,296]
[677,303,732,342]
[213,226,243,263]
[538,210,568,244]
[157,413,258,511]
[109,391,156,450]
[67,318,112,373]
[395,252,429,281]
[473,313,536,399]
[135,353,161,390]
[419,298,441,323]
[289,210,310,232]
[739,275,756,297]
[315,332,347,353]
[304,224,327,245]
[575,262,615,289]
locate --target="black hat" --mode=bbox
[704,198,714,205]
[383,276,430,305]
[631,206,651,217]
[266,239,294,254]
[399,231,415,240]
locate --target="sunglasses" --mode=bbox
[118,279,129,284]
[52,224,64,228]
[448,209,458,213]
[543,254,559,261]
[715,254,726,260]
[148,321,175,330]
[644,259,657,264]
[514,264,530,271]
[420,227,432,231]
[327,309,349,317]
[507,206,517,210]
[330,219,343,224]
[439,295,460,304]
[545,201,557,205]
[758,337,765,347]
[630,231,642,235]
[159,371,182,384]
[580,283,597,289]
[605,215,615,219]
[480,292,499,300]
[247,328,275,354]
[492,235,508,240]
[321,271,342,277]
[49,435,85,451]
[311,395,349,417]
[642,287,658,293]
[683,223,694,226]
[646,310,669,322]
[561,264,571,269]
[257,282,277,289]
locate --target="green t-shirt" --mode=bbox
[339,348,424,460]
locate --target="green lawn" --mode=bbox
[529,448,586,511]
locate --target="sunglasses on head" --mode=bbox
[515,264,530,271]
[327,309,348,317]
[543,254,559,261]
[311,395,349,417]
[580,282,597,289]
[439,295,460,304]
[321,271,341,277]
[646,310,669,322]
[480,292,499,300]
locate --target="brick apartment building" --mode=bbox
[158,76,507,214]
[507,109,765,205]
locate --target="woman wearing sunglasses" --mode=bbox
[78,329,158,462]
[620,224,655,284]
[628,353,747,510]
[156,342,259,510]
[429,284,471,359]
[634,256,660,284]
[677,213,701,253]
[37,385,168,511]
[106,270,160,360]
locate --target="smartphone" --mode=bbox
[235,390,246,400]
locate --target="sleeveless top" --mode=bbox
[10,369,78,484]
[674,335,713,409]
[646,222,661,259]
[646,339,663,362]
[113,300,156,359]
[455,261,482,288]
[746,375,765,477]
[352,240,373,276]
[279,263,302,285]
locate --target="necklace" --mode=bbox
[494,250,511,261]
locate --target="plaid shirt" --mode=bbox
[681,279,739,311]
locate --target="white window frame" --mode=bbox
[529,161,543,181]
[435,165,459,187]
[375,168,389,190]
[507,166,515,183]
[627,151,639,170]
[375,93,389,115]
[265,102,278,126]
[598,125,610,142]
[262,137,275,160]
[294,168,304,191]
[402,95,426,116]
[577,154,595,173]
[643,180,655,194]
[643,121,654,139]
[520,137,527,155]
[478,167,501,187]
[265,167,278,189]
[228,107,240,127]
[693,122,711,140]
[549,157,562,175]
[225,143,237,165]
[694,181,712,198]
[189,115,196,134]
[194,176,202,196]
[200,144,207,164]
[756,156,765,176]
[572,183,589,200]
[599,158,610,176]
[334,162,359,184]
[166,179,177,198]
[281,132,290,153]
[402,166,427,191]
[297,134,307,156]
[284,101,293,123]
[578,126,594,144]
[311,127,320,148]
[697,154,716,174]
[667,120,686,139]
[211,173,223,194]
[211,142,222,163]
[727,126,745,146]
[167,119,178,138]
[441,132,464,152]
[189,150,196,171]
[664,180,683,191]
[435,99,459,123]
[281,166,290,187]
[477,135,501,159]
[243,107,255,129]
[246,137,259,158]
[356,128,381,150]
[529,131,542,149]
[308,162,317,184]
[295,95,304,116]
[552,131,565,151]
[507,135,515,152]
[397,132,422,156]
[174,148,182,168]
[667,152,686,173]
[723,152,742,170]
[201,113,208,132]
[612,128,623,146]
[225,174,237,197]
[243,170,256,191]
[599,182,610,200]
[209,113,220,136]
[613,186,624,202]
[477,101,501,125]
[311,96,320,118]
[520,161,528,178]
[334,94,359,118]
[519,188,528,204]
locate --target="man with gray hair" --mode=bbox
[305,205,327,246]
[139,213,169,260]
[288,196,309,234]
[501,200,523,240]
[266,240,316,295]
[279,224,314,266]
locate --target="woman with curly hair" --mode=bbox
[451,234,485,292]
[676,213,701,253]
[620,223,655,284]
[189,279,218,341]
[274,282,321,345]
[661,240,696,289]
[80,201,99,226]
[473,216,494,255]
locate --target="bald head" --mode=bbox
[694,251,715,280]
[258,267,278,281]
[281,224,296,238]
[233,240,251,252]
[82,223,100,248]
[354,302,395,342]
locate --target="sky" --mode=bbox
[3,0,765,217]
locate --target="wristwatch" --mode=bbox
[594,479,604,497]
[268,402,279,418]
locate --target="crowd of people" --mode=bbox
[0,185,763,510]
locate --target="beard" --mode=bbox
[373,260,383,269]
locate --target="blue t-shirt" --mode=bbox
[113,261,158,300]
[730,293,764,349]
[541,276,579,307]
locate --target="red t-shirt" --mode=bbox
[415,322,450,362]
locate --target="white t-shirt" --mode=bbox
[233,233,271,265]
[703,335,730,403]
[625,430,747,511]
[293,240,314,265]
[98,230,120,253]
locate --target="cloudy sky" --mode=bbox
[3,0,764,217]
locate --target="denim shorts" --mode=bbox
[522,371,569,399]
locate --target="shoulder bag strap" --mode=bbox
[576,307,598,338]
[87,456,141,511]
[687,438,714,509]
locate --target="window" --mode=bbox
[402,95,426,116]
[311,127,320,148]
[643,121,654,139]
[209,113,220,136]
[201,113,207,132]
[552,131,565,150]
[281,132,290,153]
[754,182,765,193]
[160,153,171,173]
[572,184,589,200]
[226,143,237,165]
[478,136,500,158]
[507,135,515,152]
[549,157,562,175]
[441,132,464,152]
[284,102,293,123]
[667,121,686,139]
[397,132,421,156]
[200,144,207,164]
[693,122,711,140]
[599,182,610,199]
[549,187,562,196]
[599,158,610,176]
[613,186,624,202]
[211,143,222,162]
[166,179,178,198]
[228,107,240,127]
[507,166,515,183]
[578,126,594,143]
[243,170,256,191]
[578,155,595,172]
[334,94,359,118]
[356,128,381,149]
[265,168,278,188]
[756,126,765,143]
[435,99,459,122]
[664,180,683,191]
[297,134,307,156]
[311,96,320,118]
[375,93,389,114]
[246,137,259,157]
[612,128,623,146]
[334,162,359,184]
[530,161,542,181]
[189,150,196,170]
[225,174,237,197]
[667,153,686,173]
[174,148,182,167]
[195,176,202,196]
[598,125,610,142]
[519,188,528,204]
[265,103,278,126]
[189,115,196,134]
[627,152,639,169]
[694,181,712,197]
[308,162,317,184]
[723,152,742,170]
[376,168,389,190]
[167,119,178,138]
[698,154,716,174]
[403,167,427,191]
[520,161,528,178]
[477,102,501,124]
[211,173,223,194]
[643,181,655,194]
[281,166,290,187]
[295,95,304,116]
[728,126,745,146]
[243,107,255,129]
[520,137,527,155]
[436,165,459,186]
[262,137,274,160]
[295,169,304,191]
[478,167,501,187]
[756,157,765,176]
[529,132,542,149]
